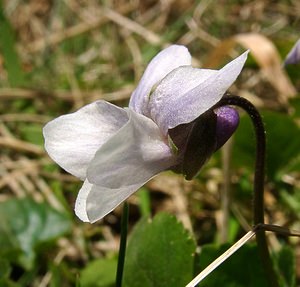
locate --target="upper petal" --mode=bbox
[43,101,128,180]
[129,45,192,117]
[87,108,176,188]
[149,51,249,135]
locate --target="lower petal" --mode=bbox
[75,179,91,222]
[76,179,151,223]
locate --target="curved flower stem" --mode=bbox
[214,94,279,287]
[116,201,129,287]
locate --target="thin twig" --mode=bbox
[0,163,38,189]
[0,156,25,197]
[0,113,51,123]
[121,31,143,83]
[32,176,65,211]
[25,3,135,53]
[0,137,45,155]
[186,221,300,287]
[0,87,133,102]
[186,230,256,287]
[102,8,162,46]
[38,249,67,287]
[256,223,300,238]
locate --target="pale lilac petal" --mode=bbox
[75,179,91,222]
[284,39,300,65]
[87,108,176,188]
[43,101,128,180]
[149,67,217,133]
[149,51,249,135]
[76,179,149,223]
[129,45,192,116]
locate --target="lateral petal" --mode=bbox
[43,101,128,180]
[87,109,176,188]
[149,51,249,135]
[129,45,191,116]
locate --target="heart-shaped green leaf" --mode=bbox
[123,213,196,287]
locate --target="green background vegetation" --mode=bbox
[0,0,299,286]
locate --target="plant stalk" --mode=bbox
[116,201,129,287]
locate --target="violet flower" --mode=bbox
[43,45,248,223]
[284,39,300,65]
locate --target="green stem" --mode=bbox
[116,201,129,287]
[215,94,279,287]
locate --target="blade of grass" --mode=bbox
[137,187,151,217]
[0,0,25,87]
